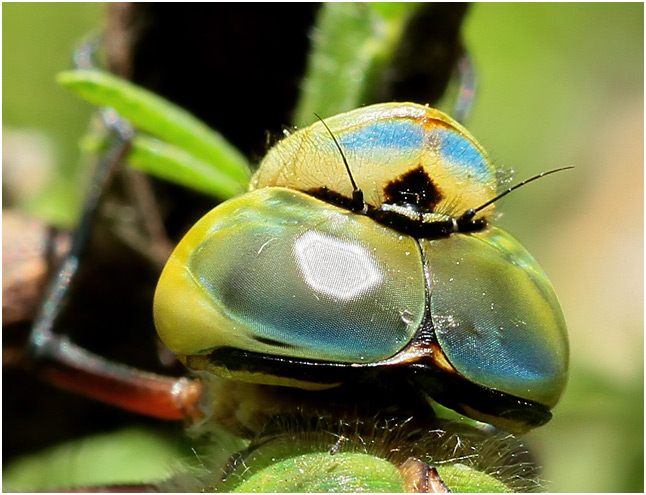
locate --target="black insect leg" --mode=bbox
[25,113,204,422]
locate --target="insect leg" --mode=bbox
[25,117,204,422]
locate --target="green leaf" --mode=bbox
[293,2,421,127]
[129,135,246,200]
[57,69,251,186]
[2,428,185,491]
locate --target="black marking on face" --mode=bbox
[408,361,552,433]
[252,335,296,349]
[383,166,442,211]
[305,187,360,211]
[206,346,366,385]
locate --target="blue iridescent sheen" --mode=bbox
[432,127,491,177]
[339,120,424,153]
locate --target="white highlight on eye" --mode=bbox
[293,230,382,300]
[433,313,460,333]
[257,239,273,254]
[399,309,414,325]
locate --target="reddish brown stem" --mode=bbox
[30,334,204,421]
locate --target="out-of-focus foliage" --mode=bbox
[2,2,104,225]
[3,3,643,492]
[2,428,185,490]
[292,2,421,127]
[59,69,251,199]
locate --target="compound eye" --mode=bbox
[154,187,426,367]
[422,227,569,408]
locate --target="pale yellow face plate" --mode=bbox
[251,102,498,221]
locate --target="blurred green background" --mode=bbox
[3,3,643,492]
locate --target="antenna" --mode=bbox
[314,113,365,212]
[458,166,574,224]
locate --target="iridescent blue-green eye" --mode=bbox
[422,227,568,409]
[154,187,426,373]
[153,102,569,433]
